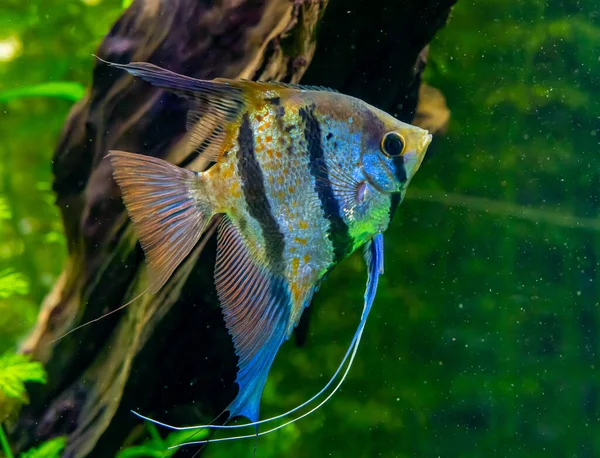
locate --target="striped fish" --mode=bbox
[105,60,431,440]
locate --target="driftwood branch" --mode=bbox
[13,1,454,456]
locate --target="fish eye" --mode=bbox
[380,132,406,157]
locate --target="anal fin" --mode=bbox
[215,217,293,422]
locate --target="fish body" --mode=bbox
[201,90,405,316]
[106,60,431,426]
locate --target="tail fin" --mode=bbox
[108,151,213,293]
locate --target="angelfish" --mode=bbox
[105,60,431,441]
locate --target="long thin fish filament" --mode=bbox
[131,323,362,431]
[135,234,383,445]
[51,288,149,343]
[169,323,366,448]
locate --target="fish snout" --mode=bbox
[421,133,433,153]
[411,132,432,175]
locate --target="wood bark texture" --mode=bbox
[12,0,455,456]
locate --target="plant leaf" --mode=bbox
[0,270,29,299]
[0,82,86,103]
[116,424,209,458]
[19,437,66,458]
[0,352,46,403]
[0,196,10,220]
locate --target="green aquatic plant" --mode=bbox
[117,423,208,458]
[0,352,46,421]
[0,270,29,300]
[14,437,66,458]
[0,352,64,458]
[0,269,34,354]
[0,197,10,221]
[0,82,85,103]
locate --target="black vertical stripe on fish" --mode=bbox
[299,105,353,262]
[237,113,285,273]
[389,193,401,222]
[392,156,408,184]
[389,158,407,222]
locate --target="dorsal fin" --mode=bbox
[231,78,339,93]
[100,59,249,170]
[98,58,338,170]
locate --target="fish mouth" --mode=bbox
[419,133,432,159]
[412,133,432,175]
[423,133,433,149]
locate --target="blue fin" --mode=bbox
[127,233,386,449]
[363,233,384,319]
[149,234,387,449]
[215,217,293,422]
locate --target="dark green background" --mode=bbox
[1,0,598,456]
